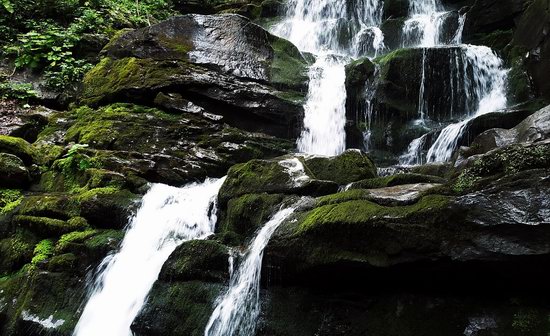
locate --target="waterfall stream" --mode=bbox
[204,205,298,336]
[73,177,226,336]
[272,0,383,155]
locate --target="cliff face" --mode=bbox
[1,1,550,335]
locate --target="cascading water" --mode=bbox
[204,205,299,336]
[272,0,384,155]
[403,0,446,47]
[425,45,508,162]
[73,177,226,336]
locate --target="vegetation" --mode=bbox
[0,0,175,92]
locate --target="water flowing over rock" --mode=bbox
[272,0,385,155]
[204,204,299,336]
[73,178,225,336]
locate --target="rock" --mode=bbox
[464,104,550,157]
[160,240,229,283]
[303,150,377,185]
[361,183,443,206]
[0,153,30,188]
[0,135,34,165]
[383,0,409,19]
[132,281,224,336]
[512,0,550,101]
[78,187,139,229]
[0,102,53,142]
[218,157,339,205]
[220,193,287,241]
[82,14,308,139]
[349,173,446,190]
[218,150,377,205]
[462,0,528,43]
[37,103,294,187]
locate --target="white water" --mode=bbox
[403,0,446,47]
[204,205,298,336]
[73,177,226,336]
[272,0,383,155]
[425,45,508,162]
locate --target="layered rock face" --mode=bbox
[0,13,308,335]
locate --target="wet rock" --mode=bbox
[464,104,550,156]
[512,0,550,101]
[362,183,442,206]
[83,14,308,139]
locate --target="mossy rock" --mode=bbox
[451,142,550,194]
[304,150,377,185]
[13,215,89,237]
[18,194,80,220]
[349,173,446,190]
[0,135,35,165]
[160,240,229,283]
[78,187,138,229]
[219,158,339,205]
[133,280,225,336]
[221,193,287,240]
[297,195,451,235]
[0,235,35,275]
[0,154,30,189]
[269,35,309,90]
[0,189,23,215]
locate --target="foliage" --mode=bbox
[0,0,175,91]
[0,189,23,214]
[0,82,36,101]
[31,239,54,265]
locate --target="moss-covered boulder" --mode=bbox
[0,153,30,188]
[78,187,139,229]
[349,173,446,190]
[303,150,377,185]
[219,150,377,204]
[0,135,34,165]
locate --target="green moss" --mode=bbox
[80,57,191,106]
[0,135,35,164]
[84,230,124,250]
[31,239,54,265]
[219,159,290,203]
[351,173,445,190]
[269,36,309,90]
[18,194,80,219]
[55,229,98,252]
[0,235,34,275]
[317,189,372,206]
[77,186,124,202]
[452,143,550,193]
[14,215,88,236]
[373,48,414,66]
[298,195,450,233]
[304,150,377,185]
[222,193,285,239]
[0,189,23,214]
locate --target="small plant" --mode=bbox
[31,239,54,265]
[0,189,23,214]
[0,82,36,100]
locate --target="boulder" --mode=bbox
[464,104,550,157]
[0,153,30,188]
[81,14,308,140]
[218,150,377,204]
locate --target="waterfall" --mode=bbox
[272,0,383,155]
[425,45,508,163]
[403,0,446,47]
[204,205,298,336]
[73,177,226,336]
